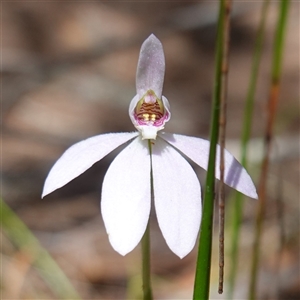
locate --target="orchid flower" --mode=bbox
[42,34,257,259]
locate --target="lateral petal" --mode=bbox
[101,137,151,256]
[42,132,138,197]
[151,137,202,258]
[136,34,165,99]
[159,133,258,199]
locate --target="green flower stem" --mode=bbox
[248,1,290,299]
[227,1,270,298]
[141,221,152,300]
[1,198,81,299]
[193,1,225,299]
[140,139,154,300]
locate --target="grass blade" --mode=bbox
[193,1,225,298]
[1,198,81,299]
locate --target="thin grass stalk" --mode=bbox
[248,1,290,299]
[193,1,225,298]
[218,0,232,294]
[227,1,270,298]
[1,198,81,299]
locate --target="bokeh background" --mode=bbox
[2,1,299,299]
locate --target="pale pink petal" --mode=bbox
[151,137,202,258]
[136,34,165,99]
[101,137,151,256]
[159,132,258,199]
[128,94,139,126]
[42,132,138,197]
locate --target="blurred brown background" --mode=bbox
[2,1,299,299]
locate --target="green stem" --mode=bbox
[193,1,225,299]
[140,139,153,300]
[227,1,270,298]
[141,221,152,300]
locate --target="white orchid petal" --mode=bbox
[42,132,138,197]
[136,34,165,99]
[159,133,258,199]
[101,137,151,256]
[151,137,202,258]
